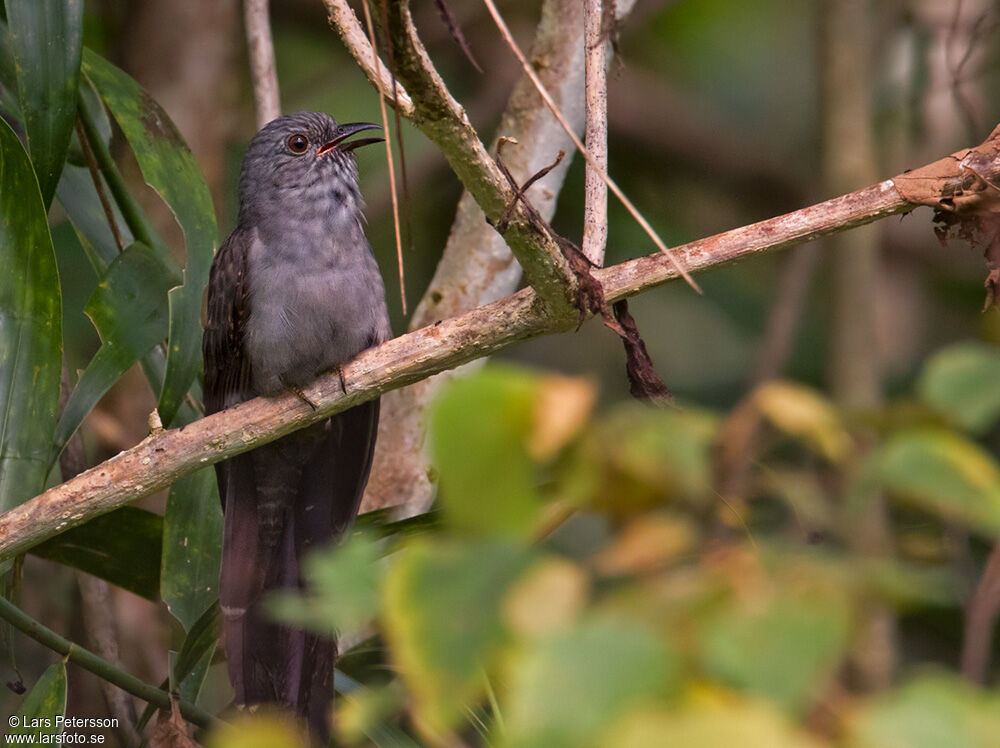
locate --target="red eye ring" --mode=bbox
[287,133,309,154]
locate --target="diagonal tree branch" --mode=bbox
[3,127,998,559]
[363,0,634,514]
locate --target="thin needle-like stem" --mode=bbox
[362,0,407,315]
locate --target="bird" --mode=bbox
[202,110,390,738]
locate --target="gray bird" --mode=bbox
[202,111,390,737]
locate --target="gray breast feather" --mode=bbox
[244,229,389,394]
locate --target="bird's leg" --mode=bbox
[290,385,318,411]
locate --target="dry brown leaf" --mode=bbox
[529,375,597,460]
[592,515,697,576]
[151,693,197,748]
[503,558,589,638]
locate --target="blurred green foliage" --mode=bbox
[254,357,1000,746]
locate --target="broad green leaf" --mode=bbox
[31,507,163,600]
[503,618,676,748]
[918,342,1000,435]
[161,467,222,630]
[430,367,544,537]
[0,117,62,513]
[871,430,1000,534]
[846,674,1000,748]
[604,700,822,748]
[4,0,83,206]
[53,242,174,463]
[10,662,67,739]
[383,539,531,736]
[701,590,850,711]
[82,48,217,426]
[269,531,381,634]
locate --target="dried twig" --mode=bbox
[361,0,407,315]
[74,118,125,253]
[583,0,609,265]
[243,0,281,128]
[480,0,699,291]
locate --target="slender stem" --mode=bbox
[0,595,220,731]
[582,0,608,266]
[243,0,281,128]
[77,94,160,252]
[74,118,125,253]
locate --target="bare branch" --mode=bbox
[243,0,281,128]
[6,127,994,557]
[583,0,609,265]
[364,0,617,514]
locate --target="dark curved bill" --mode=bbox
[316,122,383,155]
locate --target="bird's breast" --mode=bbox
[243,230,387,395]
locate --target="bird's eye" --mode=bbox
[287,133,309,154]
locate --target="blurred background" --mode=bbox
[6,0,1000,742]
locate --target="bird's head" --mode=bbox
[237,111,382,222]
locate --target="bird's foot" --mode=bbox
[291,385,318,411]
[337,365,348,394]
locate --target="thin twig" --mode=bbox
[76,96,159,251]
[243,0,281,128]
[583,0,608,266]
[362,0,407,315]
[0,595,219,730]
[74,118,125,253]
[480,0,699,292]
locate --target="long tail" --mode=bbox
[217,401,380,739]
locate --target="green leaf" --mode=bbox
[269,531,381,634]
[871,430,1000,534]
[31,507,163,600]
[430,367,544,537]
[3,0,83,206]
[383,539,531,736]
[846,673,1000,748]
[0,117,62,513]
[503,618,676,748]
[10,662,67,738]
[701,590,850,711]
[81,48,217,426]
[53,242,174,463]
[918,342,1000,435]
[161,467,222,630]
